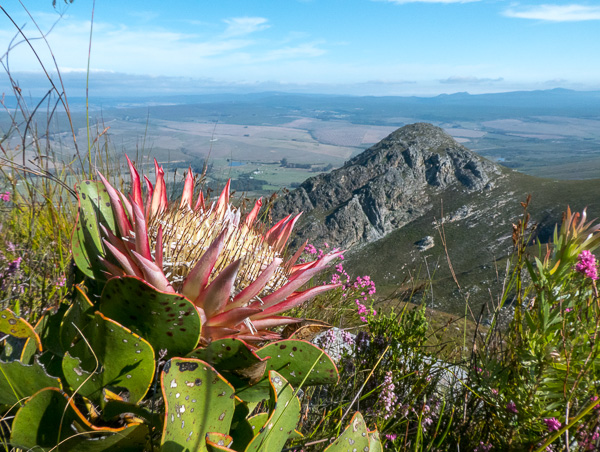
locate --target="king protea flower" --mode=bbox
[97,157,341,342]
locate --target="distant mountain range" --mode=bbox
[6,87,599,119]
[273,123,600,317]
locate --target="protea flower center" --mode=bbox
[148,205,288,295]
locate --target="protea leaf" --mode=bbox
[10,387,149,451]
[160,357,235,452]
[99,276,201,358]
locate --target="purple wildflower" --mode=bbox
[304,244,317,255]
[0,191,10,202]
[576,250,598,280]
[506,401,518,414]
[380,371,397,420]
[5,257,22,277]
[56,275,66,288]
[544,417,562,432]
[474,442,493,452]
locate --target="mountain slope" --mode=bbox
[273,123,600,316]
[273,123,502,249]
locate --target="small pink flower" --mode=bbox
[0,191,10,202]
[305,244,317,255]
[474,442,493,452]
[576,250,598,280]
[544,417,561,432]
[506,401,518,414]
[55,275,66,288]
[7,257,22,274]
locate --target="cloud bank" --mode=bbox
[439,76,504,84]
[504,4,600,22]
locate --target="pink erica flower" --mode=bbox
[544,417,562,432]
[576,250,598,280]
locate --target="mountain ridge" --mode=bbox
[273,123,503,250]
[273,123,600,315]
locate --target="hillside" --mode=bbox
[273,123,600,316]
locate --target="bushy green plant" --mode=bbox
[301,301,452,451]
[448,205,600,451]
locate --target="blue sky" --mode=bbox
[1,0,600,96]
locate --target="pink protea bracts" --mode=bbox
[97,156,341,342]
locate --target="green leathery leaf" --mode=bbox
[19,305,67,364]
[230,412,268,451]
[102,399,162,426]
[0,358,61,406]
[324,412,371,452]
[100,276,201,358]
[36,350,65,381]
[62,311,155,405]
[72,180,116,280]
[235,339,339,402]
[60,285,95,351]
[188,338,267,389]
[188,338,263,371]
[244,371,301,452]
[0,309,42,353]
[9,387,149,452]
[206,432,235,451]
[20,334,40,364]
[257,340,339,386]
[34,304,70,357]
[369,428,384,452]
[160,357,236,452]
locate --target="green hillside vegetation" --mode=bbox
[345,169,600,317]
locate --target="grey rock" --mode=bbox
[415,236,435,251]
[273,123,501,250]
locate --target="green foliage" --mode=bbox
[72,181,117,281]
[324,412,371,451]
[0,268,379,452]
[0,359,61,406]
[62,310,156,405]
[255,339,339,388]
[243,371,301,451]
[100,276,202,358]
[160,357,235,452]
[10,387,149,452]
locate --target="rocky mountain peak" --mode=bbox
[272,122,503,249]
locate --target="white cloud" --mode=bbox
[440,76,504,84]
[377,0,479,4]
[0,11,329,85]
[504,4,600,22]
[222,17,269,37]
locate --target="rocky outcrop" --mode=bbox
[273,123,502,249]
